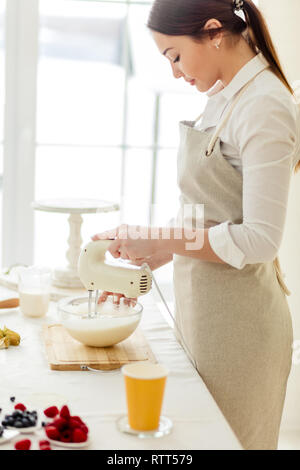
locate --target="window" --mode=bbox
[34,0,204,267]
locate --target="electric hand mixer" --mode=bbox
[78,239,197,369]
[78,240,152,316]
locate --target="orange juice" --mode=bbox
[122,362,169,431]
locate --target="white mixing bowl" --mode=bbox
[58,295,143,347]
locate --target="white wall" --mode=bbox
[259,0,300,430]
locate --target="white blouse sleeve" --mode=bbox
[208,93,299,269]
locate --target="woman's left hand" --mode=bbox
[91,224,163,262]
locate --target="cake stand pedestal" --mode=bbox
[32,198,120,289]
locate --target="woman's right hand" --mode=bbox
[98,252,173,305]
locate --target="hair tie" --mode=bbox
[232,0,244,11]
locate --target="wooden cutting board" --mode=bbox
[43,324,157,371]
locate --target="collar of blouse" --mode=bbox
[200,52,270,128]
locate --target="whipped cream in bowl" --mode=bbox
[58,296,143,347]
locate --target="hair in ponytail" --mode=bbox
[147,0,300,174]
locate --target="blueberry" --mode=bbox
[21,418,31,427]
[0,426,3,438]
[0,408,2,414]
[10,397,15,403]
[1,420,9,427]
[7,417,15,426]
[14,420,23,428]
[12,411,23,418]
[27,416,36,426]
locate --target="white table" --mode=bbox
[0,287,242,450]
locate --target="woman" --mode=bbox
[94,0,300,450]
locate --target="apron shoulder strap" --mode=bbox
[194,68,266,156]
[205,78,253,156]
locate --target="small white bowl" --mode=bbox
[48,437,90,449]
[0,429,19,445]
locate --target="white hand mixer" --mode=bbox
[78,239,197,369]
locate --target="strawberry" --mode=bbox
[60,405,70,420]
[44,406,59,418]
[15,439,31,450]
[60,430,72,443]
[45,425,60,441]
[14,403,26,412]
[72,428,88,443]
[40,446,51,451]
[52,417,68,431]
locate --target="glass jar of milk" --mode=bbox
[18,266,52,318]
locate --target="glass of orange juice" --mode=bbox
[117,361,173,438]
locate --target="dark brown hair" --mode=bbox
[147,0,300,174]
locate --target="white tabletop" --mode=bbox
[0,288,242,450]
[32,198,120,214]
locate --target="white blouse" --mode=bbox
[196,52,300,270]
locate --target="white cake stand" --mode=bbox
[32,198,120,289]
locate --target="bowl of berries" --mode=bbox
[1,403,39,434]
[43,405,90,448]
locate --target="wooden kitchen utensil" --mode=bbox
[43,324,157,371]
[0,298,19,309]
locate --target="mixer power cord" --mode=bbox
[149,268,198,371]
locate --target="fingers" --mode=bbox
[123,297,137,307]
[97,291,137,307]
[107,239,122,258]
[91,228,118,241]
[98,292,122,304]
[98,291,112,303]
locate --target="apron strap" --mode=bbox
[273,256,291,296]
[205,79,254,156]
[194,68,267,157]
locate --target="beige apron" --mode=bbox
[173,72,293,450]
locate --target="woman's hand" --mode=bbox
[98,250,173,305]
[93,228,173,305]
[98,291,137,306]
[92,224,163,262]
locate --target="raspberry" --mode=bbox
[40,446,51,451]
[14,403,26,412]
[80,424,89,435]
[60,430,72,443]
[52,417,68,431]
[72,428,88,443]
[45,425,60,441]
[69,418,81,430]
[71,416,83,424]
[15,439,31,450]
[44,406,59,418]
[60,405,70,420]
[39,440,50,449]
